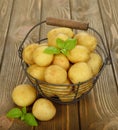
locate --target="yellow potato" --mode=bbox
[32,98,56,121]
[48,27,74,47]
[53,53,70,70]
[48,33,68,47]
[22,43,39,65]
[74,32,97,51]
[12,84,37,107]
[68,62,93,83]
[67,45,90,63]
[33,45,54,66]
[44,65,67,84]
[88,52,102,75]
[27,64,46,81]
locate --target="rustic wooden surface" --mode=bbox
[0,0,118,130]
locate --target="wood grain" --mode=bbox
[70,0,118,130]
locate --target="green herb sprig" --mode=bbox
[6,107,38,126]
[44,38,77,56]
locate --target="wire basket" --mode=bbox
[18,17,109,104]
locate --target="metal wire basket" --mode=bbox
[18,17,109,104]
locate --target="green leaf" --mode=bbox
[61,49,69,56]
[64,38,77,51]
[6,108,22,118]
[24,113,38,126]
[44,46,60,54]
[56,38,65,49]
[22,107,27,114]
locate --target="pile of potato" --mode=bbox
[22,27,102,102]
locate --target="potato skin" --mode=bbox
[67,45,90,63]
[74,32,97,51]
[33,45,54,66]
[12,84,37,107]
[53,54,70,70]
[32,98,56,121]
[22,43,39,65]
[88,52,102,75]
[27,64,46,81]
[68,62,93,83]
[44,65,67,84]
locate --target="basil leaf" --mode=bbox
[22,107,27,114]
[61,49,69,56]
[64,38,77,51]
[56,38,65,49]
[44,46,60,54]
[7,108,22,118]
[24,113,38,126]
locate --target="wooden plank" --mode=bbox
[0,0,13,67]
[35,0,80,130]
[0,0,42,129]
[70,0,118,130]
[98,0,118,87]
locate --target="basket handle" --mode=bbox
[46,17,89,30]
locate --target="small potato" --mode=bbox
[32,98,56,121]
[27,64,46,81]
[74,32,97,51]
[33,45,54,66]
[88,52,102,75]
[44,65,67,84]
[22,43,39,65]
[48,33,68,47]
[53,53,70,70]
[12,84,37,107]
[68,62,93,83]
[67,45,90,63]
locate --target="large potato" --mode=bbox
[12,84,37,107]
[32,98,56,121]
[33,45,54,66]
[48,27,74,47]
[67,45,90,63]
[68,62,93,83]
[44,65,67,84]
[22,43,39,65]
[74,32,97,51]
[88,52,102,75]
[27,64,46,81]
[53,53,70,70]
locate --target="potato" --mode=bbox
[33,45,54,66]
[53,53,70,70]
[44,65,67,84]
[74,32,97,51]
[22,43,39,65]
[88,52,102,75]
[27,64,46,81]
[32,98,56,121]
[12,84,37,107]
[67,45,90,63]
[48,33,68,47]
[68,62,93,83]
[48,27,74,47]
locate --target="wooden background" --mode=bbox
[0,0,118,130]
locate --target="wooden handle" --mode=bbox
[46,17,89,30]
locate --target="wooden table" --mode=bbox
[0,0,118,130]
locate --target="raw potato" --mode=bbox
[48,27,74,47]
[74,32,97,51]
[67,45,90,63]
[44,65,67,84]
[32,98,56,121]
[48,33,68,47]
[22,43,39,65]
[27,64,46,81]
[53,53,70,70]
[88,52,102,75]
[12,84,37,107]
[33,45,54,66]
[68,62,93,83]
